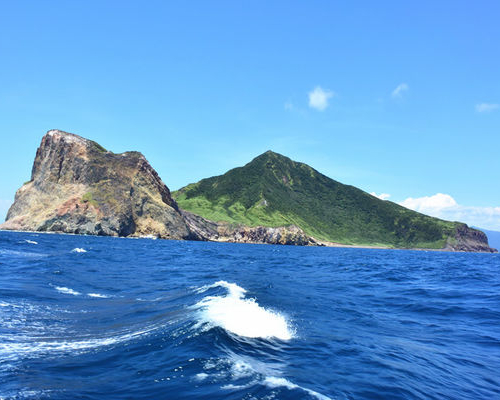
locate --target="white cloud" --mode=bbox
[370,192,391,200]
[391,83,409,98]
[399,193,500,231]
[400,193,457,212]
[308,86,334,111]
[475,103,499,113]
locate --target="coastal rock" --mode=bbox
[1,130,192,239]
[444,224,497,253]
[181,210,316,245]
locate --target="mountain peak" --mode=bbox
[253,150,281,160]
[250,150,295,166]
[45,129,90,145]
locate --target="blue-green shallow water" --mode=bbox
[1,230,499,400]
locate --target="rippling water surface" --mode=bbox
[1,231,499,399]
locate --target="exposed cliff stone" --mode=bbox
[444,223,497,253]
[181,210,316,245]
[1,130,192,239]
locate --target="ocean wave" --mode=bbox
[24,239,38,245]
[87,293,110,298]
[55,286,81,296]
[201,354,331,400]
[71,248,87,253]
[193,281,294,340]
[0,249,46,258]
[263,376,332,400]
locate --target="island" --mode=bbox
[1,130,496,252]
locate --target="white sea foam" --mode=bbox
[140,234,158,240]
[201,354,331,400]
[263,377,332,400]
[71,248,87,253]
[0,249,46,258]
[24,239,38,244]
[55,286,81,296]
[0,389,55,400]
[194,372,209,381]
[194,281,293,340]
[0,326,156,361]
[87,293,109,298]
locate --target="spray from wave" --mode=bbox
[193,281,294,340]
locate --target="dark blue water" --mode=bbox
[1,231,499,399]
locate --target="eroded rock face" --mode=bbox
[181,210,316,245]
[1,130,192,239]
[445,224,497,253]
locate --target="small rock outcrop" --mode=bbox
[444,224,496,253]
[181,210,315,245]
[1,130,193,239]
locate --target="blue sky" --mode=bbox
[1,1,499,229]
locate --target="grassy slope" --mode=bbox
[173,151,460,248]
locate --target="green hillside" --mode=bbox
[173,151,461,248]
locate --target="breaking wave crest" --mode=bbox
[194,281,294,340]
[55,286,81,296]
[87,293,109,298]
[263,377,332,400]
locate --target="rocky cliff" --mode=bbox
[1,130,194,239]
[444,223,495,252]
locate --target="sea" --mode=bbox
[1,230,499,400]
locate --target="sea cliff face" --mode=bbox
[1,130,192,239]
[444,224,494,253]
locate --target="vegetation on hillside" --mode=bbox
[173,151,461,248]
